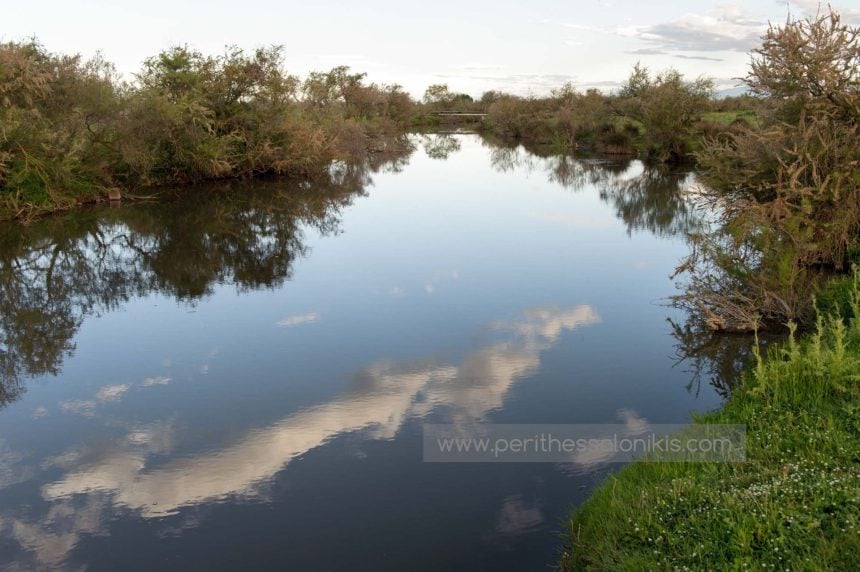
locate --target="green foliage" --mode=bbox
[566,278,860,570]
[480,72,722,161]
[483,89,637,155]
[422,83,454,106]
[124,45,321,183]
[0,41,417,220]
[0,40,120,214]
[681,8,860,328]
[815,271,860,325]
[618,64,714,162]
[701,110,759,127]
[484,95,554,141]
[0,143,412,391]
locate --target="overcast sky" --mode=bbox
[4,0,859,96]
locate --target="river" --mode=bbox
[0,134,748,570]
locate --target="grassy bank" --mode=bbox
[565,274,860,570]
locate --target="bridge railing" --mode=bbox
[434,111,487,117]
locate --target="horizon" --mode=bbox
[5,0,859,98]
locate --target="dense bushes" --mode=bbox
[122,46,318,184]
[616,65,714,162]
[480,74,737,160]
[0,41,415,219]
[677,9,860,330]
[483,86,639,155]
[0,39,763,222]
[0,41,119,214]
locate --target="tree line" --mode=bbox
[0,43,416,219]
[2,8,858,331]
[0,39,761,221]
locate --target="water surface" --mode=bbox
[0,135,742,570]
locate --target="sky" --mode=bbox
[4,0,859,97]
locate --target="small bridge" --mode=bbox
[434,111,487,117]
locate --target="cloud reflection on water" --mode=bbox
[2,305,600,567]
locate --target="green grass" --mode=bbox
[702,110,759,127]
[565,273,860,571]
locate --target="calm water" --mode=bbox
[0,135,748,570]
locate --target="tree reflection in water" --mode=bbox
[0,140,415,403]
[421,134,462,160]
[480,137,760,399]
[668,316,784,398]
[0,135,751,409]
[483,137,705,237]
[598,167,704,238]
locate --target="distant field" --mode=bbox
[702,110,759,127]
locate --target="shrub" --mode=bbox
[0,41,120,212]
[678,8,860,329]
[0,42,419,219]
[618,64,714,162]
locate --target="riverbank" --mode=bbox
[0,41,419,222]
[565,274,860,570]
[2,40,762,223]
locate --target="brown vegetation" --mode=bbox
[0,42,414,220]
[677,8,860,331]
[478,71,750,163]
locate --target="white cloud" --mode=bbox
[495,495,544,536]
[276,312,319,327]
[40,306,601,519]
[58,401,96,417]
[561,22,605,32]
[142,376,171,387]
[96,384,130,402]
[455,63,505,71]
[529,211,616,228]
[0,439,32,489]
[674,54,725,62]
[790,1,860,24]
[621,5,768,53]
